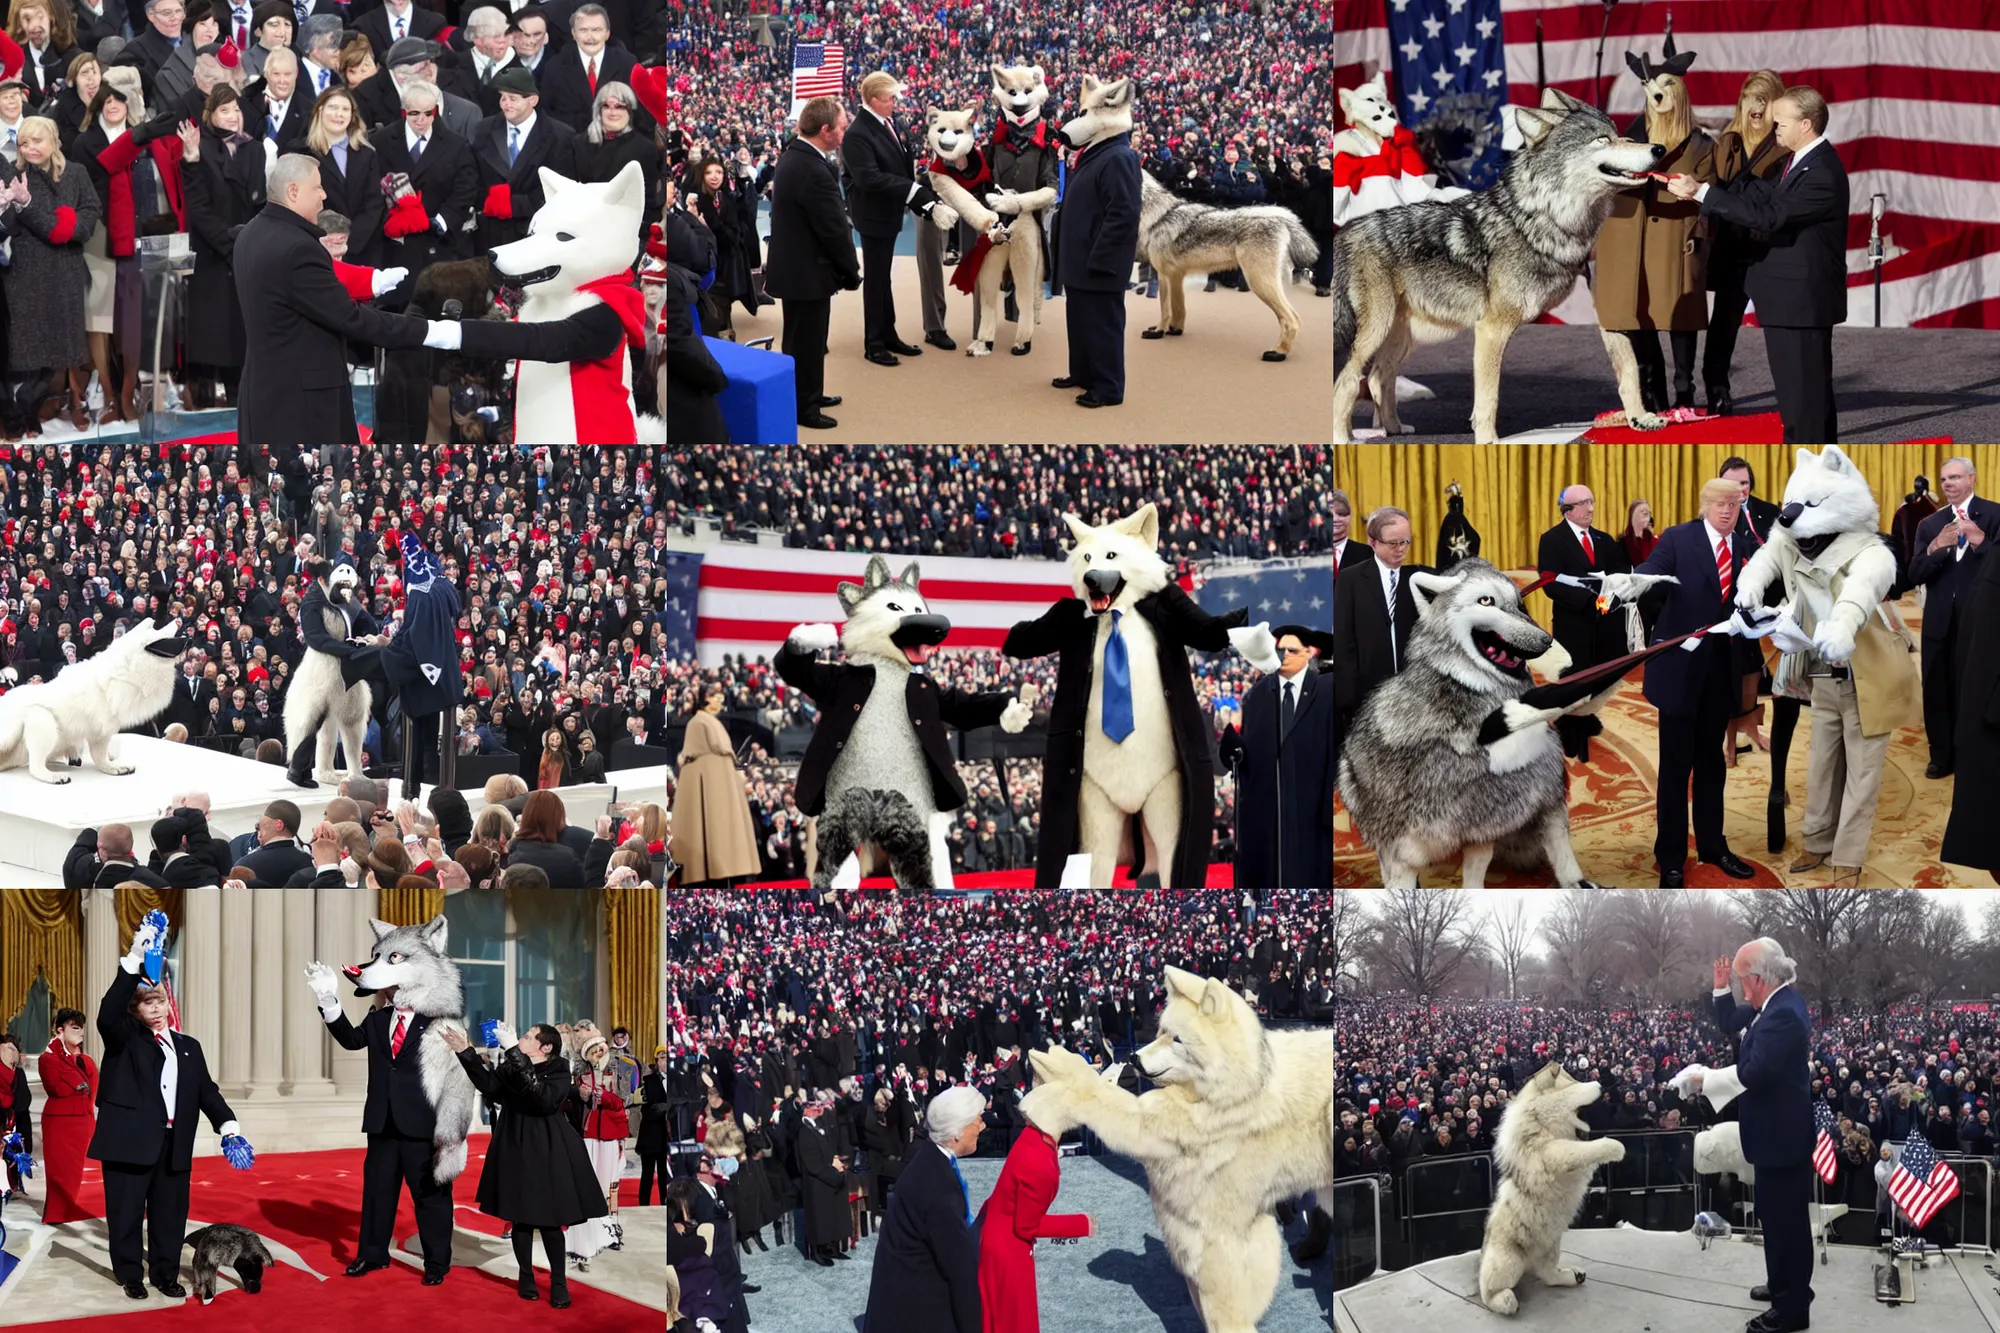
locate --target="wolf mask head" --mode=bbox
[489,160,649,296]
[837,555,951,668]
[1507,87,1662,201]
[316,561,361,605]
[1338,72,1400,145]
[345,915,465,1017]
[1495,1061,1602,1167]
[1131,966,1270,1107]
[991,64,1050,122]
[115,615,191,664]
[1408,559,1554,689]
[1061,503,1171,616]
[1061,73,1135,148]
[924,105,982,163]
[1776,445,1880,547]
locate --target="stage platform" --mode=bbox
[1333,1225,2000,1333]
[0,736,666,885]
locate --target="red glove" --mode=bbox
[332,259,377,302]
[383,193,430,238]
[482,183,512,219]
[47,205,77,245]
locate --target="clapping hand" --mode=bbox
[310,820,343,869]
[178,120,201,160]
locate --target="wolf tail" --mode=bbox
[1285,217,1318,270]
[1333,238,1357,374]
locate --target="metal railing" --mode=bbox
[1332,1176,1383,1291]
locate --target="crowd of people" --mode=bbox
[0,0,668,440]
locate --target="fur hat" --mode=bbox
[101,65,147,122]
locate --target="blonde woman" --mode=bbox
[304,87,383,264]
[337,35,376,89]
[1703,70,1789,414]
[3,117,100,440]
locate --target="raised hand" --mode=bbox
[305,961,342,1006]
[1713,956,1732,989]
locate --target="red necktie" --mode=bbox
[587,55,598,96]
[1579,530,1594,564]
[1331,545,1340,576]
[391,1012,409,1058]
[235,21,247,48]
[1716,538,1733,602]
[1780,153,1794,182]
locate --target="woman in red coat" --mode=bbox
[35,1007,100,1224]
[976,1082,1093,1333]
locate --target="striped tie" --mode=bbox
[1716,537,1733,602]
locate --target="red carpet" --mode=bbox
[743,863,1235,889]
[1585,410,1956,445]
[176,430,374,444]
[5,1145,653,1333]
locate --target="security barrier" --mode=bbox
[1332,1176,1384,1291]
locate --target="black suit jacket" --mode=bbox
[244,90,313,152]
[126,28,183,96]
[355,3,447,59]
[164,672,216,732]
[1909,497,2000,641]
[18,42,76,111]
[373,123,479,299]
[1536,522,1630,667]
[237,838,315,887]
[232,203,428,445]
[325,1005,442,1138]
[764,136,860,302]
[88,966,236,1172]
[1053,131,1142,293]
[1634,519,1758,715]
[840,107,934,238]
[1698,140,1850,328]
[546,0,659,58]
[537,42,638,132]
[862,1138,981,1333]
[469,112,577,247]
[1328,538,1374,580]
[1332,560,1425,712]
[1713,985,1813,1167]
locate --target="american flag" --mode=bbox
[1811,1100,1838,1185]
[1386,0,1511,190]
[1196,559,1336,633]
[1334,2,2000,328]
[1887,1135,1960,1229]
[791,41,845,110]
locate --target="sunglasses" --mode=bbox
[403,107,437,119]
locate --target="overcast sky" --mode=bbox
[1345,889,2000,934]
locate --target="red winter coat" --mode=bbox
[976,1127,1090,1333]
[37,1041,101,1224]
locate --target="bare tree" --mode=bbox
[1541,889,1617,1005]
[1902,893,1971,1006]
[1328,890,1366,990]
[1491,898,1532,1001]
[1364,887,1478,996]
[1612,891,1692,1005]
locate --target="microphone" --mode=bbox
[441,299,463,320]
[1693,1212,1731,1250]
[1870,192,1886,224]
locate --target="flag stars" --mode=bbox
[1407,89,1431,114]
[1431,66,1456,91]
[1484,68,1505,90]
[1448,0,1469,12]
[1476,16,1498,40]
[1454,43,1477,67]
[1421,15,1444,39]
[1400,37,1424,63]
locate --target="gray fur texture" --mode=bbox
[1339,560,1587,888]
[813,787,934,891]
[184,1223,275,1302]
[1333,89,1665,441]
[1137,172,1318,359]
[348,916,475,1183]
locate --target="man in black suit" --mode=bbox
[63,824,172,889]
[469,66,576,248]
[1224,626,1335,888]
[546,0,656,60]
[458,5,520,117]
[764,96,861,429]
[1671,86,1848,443]
[1328,489,1374,582]
[126,0,188,101]
[244,47,312,153]
[90,919,245,1300]
[373,79,478,305]
[1332,507,1425,728]
[164,657,217,733]
[688,1152,755,1328]
[1536,485,1631,761]
[1721,456,1783,762]
[1908,456,1997,779]
[841,71,952,366]
[1630,479,1762,885]
[236,799,315,885]
[356,0,446,60]
[12,6,76,112]
[1052,76,1141,408]
[233,154,432,445]
[535,2,636,132]
[308,941,456,1283]
[862,1086,982,1331]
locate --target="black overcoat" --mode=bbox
[1003,582,1245,887]
[88,966,236,1173]
[181,129,265,368]
[1942,539,2000,870]
[1231,665,1335,889]
[457,1047,610,1228]
[763,136,860,302]
[860,1138,980,1333]
[794,1112,849,1247]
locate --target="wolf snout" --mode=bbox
[144,637,189,658]
[1082,568,1123,597]
[1648,143,1666,160]
[1780,502,1804,527]
[890,614,951,648]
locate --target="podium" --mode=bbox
[137,234,195,444]
[705,335,797,444]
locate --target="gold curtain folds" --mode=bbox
[605,888,659,1061]
[114,887,184,941]
[1335,445,2000,628]
[378,887,445,925]
[2,890,83,1025]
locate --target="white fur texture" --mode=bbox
[1228,622,1280,673]
[924,98,1050,355]
[285,597,373,784]
[1735,446,1892,666]
[490,162,648,445]
[1028,967,1332,1333]
[1478,1062,1627,1315]
[1060,73,1134,149]
[0,617,186,783]
[787,622,841,653]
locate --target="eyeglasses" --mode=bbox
[1375,538,1413,549]
[1279,645,1309,656]
[402,107,436,118]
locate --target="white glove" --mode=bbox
[1814,618,1858,666]
[787,622,840,653]
[1767,606,1815,655]
[985,189,1022,214]
[304,961,341,1012]
[1228,621,1281,673]
[493,1020,517,1050]
[372,266,408,298]
[932,203,960,231]
[424,320,463,351]
[433,214,448,235]
[1597,571,1679,609]
[999,688,1035,734]
[125,918,161,965]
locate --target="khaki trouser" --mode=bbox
[1803,675,1889,870]
[915,211,949,336]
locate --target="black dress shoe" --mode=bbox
[154,1281,187,1298]
[1745,1312,1807,1333]
[740,1283,762,1294]
[122,1282,149,1300]
[815,394,842,407]
[1705,849,1757,879]
[1925,761,1953,779]
[1750,1285,1772,1301]
[888,339,923,356]
[519,1283,540,1300]
[344,1260,390,1277]
[833,1250,851,1260]
[1075,392,1122,408]
[1708,387,1733,416]
[812,1253,834,1268]
[925,331,956,350]
[1660,867,1687,887]
[1051,375,1081,389]
[422,1271,446,1286]
[798,411,839,430]
[550,1287,572,1309]
[864,349,900,367]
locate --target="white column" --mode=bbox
[181,887,222,1060]
[321,887,370,1095]
[219,882,254,1092]
[248,888,283,1093]
[285,889,335,1095]
[82,888,121,1066]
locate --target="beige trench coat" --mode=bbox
[670,709,764,883]
[1593,129,1717,331]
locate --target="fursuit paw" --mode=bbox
[1485,1290,1519,1316]
[786,622,841,653]
[34,770,72,785]
[1600,1139,1627,1163]
[1029,1043,1097,1090]
[1629,410,1668,430]
[304,962,341,1006]
[931,203,960,231]
[1813,620,1857,666]
[966,340,994,357]
[314,768,342,785]
[985,189,1022,214]
[1228,621,1281,672]
[103,762,135,776]
[1551,1267,1584,1286]
[999,684,1039,734]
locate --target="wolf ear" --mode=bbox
[989,65,1005,87]
[1112,502,1159,549]
[1105,77,1133,106]
[1513,106,1565,147]
[605,160,647,214]
[1625,51,1648,81]
[835,581,865,617]
[1061,511,1094,547]
[367,918,395,941]
[1081,73,1100,97]
[1662,50,1697,77]
[1818,445,1856,475]
[421,914,449,954]
[895,561,922,590]
[1163,965,1206,1003]
[1541,87,1591,115]
[1408,570,1456,610]
[962,104,981,125]
[538,167,570,202]
[1031,65,1046,86]
[1198,978,1229,1017]
[926,103,942,123]
[1795,447,1818,472]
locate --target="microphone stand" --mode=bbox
[1869,194,1887,328]
[1594,0,1619,111]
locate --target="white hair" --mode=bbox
[400,79,442,110]
[1942,456,1976,478]
[924,1086,987,1146]
[1740,937,1797,985]
[464,6,507,38]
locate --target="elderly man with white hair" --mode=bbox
[863,1084,985,1333]
[1673,939,1814,1333]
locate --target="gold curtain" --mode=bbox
[377,887,445,925]
[114,888,184,941]
[604,887,659,1061]
[1335,445,2000,628]
[2,889,83,1024]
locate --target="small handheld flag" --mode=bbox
[142,908,170,984]
[1888,1135,1959,1229]
[1811,1102,1838,1185]
[482,1019,504,1048]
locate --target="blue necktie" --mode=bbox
[508,126,520,165]
[948,1154,973,1226]
[1101,609,1133,742]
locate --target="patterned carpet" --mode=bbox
[1333,589,1994,889]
